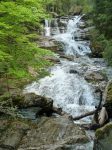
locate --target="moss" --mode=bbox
[95,123,112,140]
[91,42,99,49]
[95,128,105,140]
[12,95,25,106]
[87,80,94,83]
[105,82,112,103]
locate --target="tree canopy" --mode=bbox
[0,0,53,81]
[92,0,112,66]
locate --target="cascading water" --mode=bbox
[25,16,96,123]
[44,19,51,36]
[24,15,108,149]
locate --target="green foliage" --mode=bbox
[92,0,112,66]
[0,0,54,82]
[46,0,93,15]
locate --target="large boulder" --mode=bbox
[35,35,64,55]
[69,5,83,16]
[11,92,53,114]
[90,41,103,58]
[18,114,90,150]
[0,121,30,150]
[104,82,112,117]
[94,123,112,150]
[85,72,108,83]
[0,113,90,150]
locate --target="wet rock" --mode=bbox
[90,42,103,58]
[85,72,108,83]
[94,123,112,150]
[12,93,53,113]
[69,70,78,74]
[46,57,60,63]
[0,122,30,150]
[18,114,90,150]
[77,22,88,29]
[60,55,74,61]
[69,5,83,16]
[35,35,64,54]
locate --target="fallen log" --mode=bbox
[52,106,62,115]
[73,109,101,121]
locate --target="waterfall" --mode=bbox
[53,16,91,55]
[44,19,51,36]
[24,16,97,123]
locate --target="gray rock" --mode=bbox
[94,123,112,150]
[35,35,64,54]
[12,93,53,114]
[69,70,78,74]
[18,114,90,150]
[69,5,83,15]
[85,72,108,82]
[0,122,30,150]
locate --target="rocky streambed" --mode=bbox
[0,15,112,150]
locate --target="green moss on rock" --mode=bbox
[95,123,112,140]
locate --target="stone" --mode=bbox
[94,123,112,150]
[35,35,64,55]
[90,42,103,58]
[104,82,112,117]
[85,72,108,83]
[0,122,30,150]
[12,93,53,113]
[18,114,90,150]
[46,57,60,63]
[69,70,78,74]
[60,55,74,61]
[69,5,83,16]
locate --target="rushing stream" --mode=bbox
[24,15,112,149]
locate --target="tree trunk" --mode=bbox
[73,109,100,121]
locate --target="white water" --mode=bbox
[24,16,98,124]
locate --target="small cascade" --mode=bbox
[54,15,91,55]
[44,19,51,36]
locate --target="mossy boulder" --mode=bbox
[104,82,112,117]
[94,123,112,150]
[85,72,108,83]
[0,113,90,150]
[11,93,53,113]
[69,5,83,16]
[90,41,103,58]
[0,121,30,150]
[18,114,90,149]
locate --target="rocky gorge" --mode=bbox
[0,12,112,150]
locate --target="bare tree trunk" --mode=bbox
[73,109,100,121]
